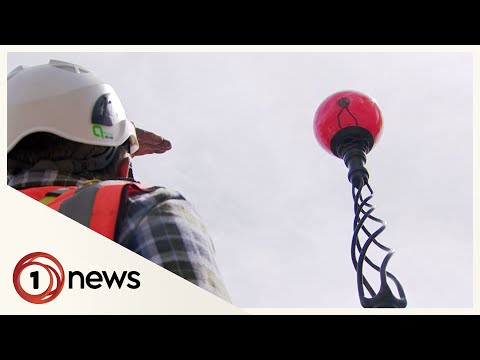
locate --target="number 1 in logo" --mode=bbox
[13,252,65,304]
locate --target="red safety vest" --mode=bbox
[19,181,155,240]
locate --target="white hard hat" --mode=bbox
[7,59,139,154]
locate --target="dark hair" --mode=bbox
[8,132,130,180]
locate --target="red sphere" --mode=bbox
[313,90,383,156]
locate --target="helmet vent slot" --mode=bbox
[53,65,78,73]
[7,66,25,80]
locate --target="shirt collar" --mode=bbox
[7,170,87,190]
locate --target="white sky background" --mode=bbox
[7,50,473,309]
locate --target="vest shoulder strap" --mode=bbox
[19,181,155,241]
[20,186,78,208]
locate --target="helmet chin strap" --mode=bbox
[117,155,133,178]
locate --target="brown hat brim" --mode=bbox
[132,127,172,157]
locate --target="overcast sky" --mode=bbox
[7,49,473,308]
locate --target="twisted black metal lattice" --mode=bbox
[351,182,407,308]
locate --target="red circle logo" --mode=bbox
[13,252,65,304]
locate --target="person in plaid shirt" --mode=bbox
[7,59,230,302]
